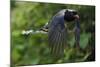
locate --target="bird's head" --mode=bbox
[64,9,79,22]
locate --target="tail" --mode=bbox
[21,23,49,35]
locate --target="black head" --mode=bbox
[64,9,79,22]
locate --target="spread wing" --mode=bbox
[48,21,67,58]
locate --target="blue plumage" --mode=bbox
[41,9,80,58]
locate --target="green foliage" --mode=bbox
[11,1,95,66]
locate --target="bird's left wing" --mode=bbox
[48,17,67,58]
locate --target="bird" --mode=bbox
[41,9,80,58]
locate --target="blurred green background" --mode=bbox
[11,1,95,66]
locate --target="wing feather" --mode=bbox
[48,23,67,58]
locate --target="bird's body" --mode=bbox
[41,9,80,58]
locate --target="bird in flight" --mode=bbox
[22,9,80,58]
[40,9,80,58]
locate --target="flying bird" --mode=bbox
[41,9,80,58]
[22,9,80,58]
